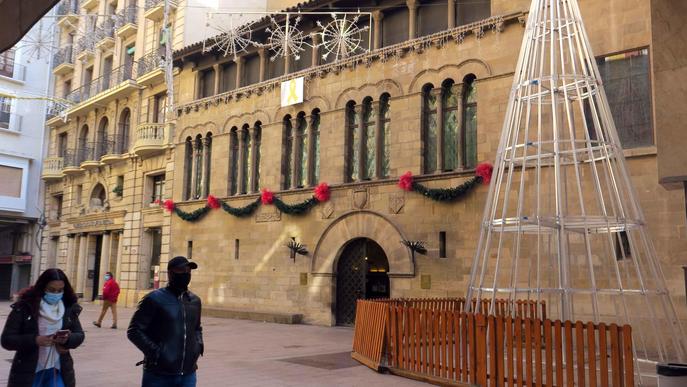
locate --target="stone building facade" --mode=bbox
[42,0,687,326]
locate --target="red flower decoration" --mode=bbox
[207,195,220,209]
[261,188,274,205]
[475,162,494,185]
[153,199,161,205]
[313,182,331,202]
[398,171,414,191]
[163,199,175,213]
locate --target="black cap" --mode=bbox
[167,256,198,271]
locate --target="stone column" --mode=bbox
[237,127,247,194]
[258,48,266,82]
[448,0,456,29]
[432,87,444,172]
[190,138,201,199]
[310,33,320,68]
[212,64,221,94]
[355,104,366,180]
[372,11,384,49]
[407,0,418,40]
[97,231,112,297]
[114,231,123,283]
[75,233,88,296]
[65,234,76,281]
[235,56,244,88]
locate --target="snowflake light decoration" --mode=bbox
[203,15,254,59]
[266,16,310,62]
[317,14,370,62]
[16,21,59,62]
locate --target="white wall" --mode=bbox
[182,0,269,47]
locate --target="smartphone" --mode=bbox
[54,329,70,338]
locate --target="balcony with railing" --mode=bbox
[133,122,166,157]
[62,150,83,175]
[0,54,26,81]
[81,0,99,10]
[79,142,103,169]
[144,0,176,20]
[95,18,116,50]
[101,134,130,164]
[42,157,64,180]
[75,35,95,61]
[137,47,165,86]
[115,6,138,38]
[57,0,80,28]
[52,46,74,75]
[64,63,138,116]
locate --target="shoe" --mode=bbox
[111,325,117,329]
[92,321,101,328]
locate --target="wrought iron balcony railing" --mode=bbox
[144,0,176,11]
[115,6,138,29]
[57,0,80,16]
[62,149,80,168]
[137,48,165,77]
[52,46,74,69]
[0,54,25,81]
[96,18,116,41]
[65,63,136,105]
[75,35,95,54]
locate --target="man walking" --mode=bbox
[127,256,203,387]
[94,271,120,329]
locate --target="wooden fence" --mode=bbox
[353,299,634,387]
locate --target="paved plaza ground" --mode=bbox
[0,302,426,386]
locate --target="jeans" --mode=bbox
[142,370,196,387]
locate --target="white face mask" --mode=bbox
[104,275,112,281]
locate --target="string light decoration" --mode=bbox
[265,15,310,62]
[202,14,255,59]
[317,13,370,61]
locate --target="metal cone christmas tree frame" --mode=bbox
[465,0,687,378]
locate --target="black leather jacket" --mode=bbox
[127,287,203,376]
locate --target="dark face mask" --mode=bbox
[169,272,191,290]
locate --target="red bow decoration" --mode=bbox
[163,199,175,213]
[313,182,331,202]
[475,162,494,185]
[398,171,414,191]
[261,188,274,205]
[207,195,221,209]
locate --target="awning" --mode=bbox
[0,0,60,53]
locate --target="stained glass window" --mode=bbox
[347,103,359,182]
[297,114,308,187]
[311,111,320,184]
[463,75,477,168]
[241,126,250,194]
[193,136,202,199]
[443,80,459,170]
[253,124,261,192]
[184,137,192,200]
[229,128,238,195]
[380,94,391,178]
[423,85,438,173]
[363,99,376,180]
[204,134,212,198]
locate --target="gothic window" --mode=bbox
[252,122,262,192]
[346,101,359,182]
[310,109,320,184]
[229,127,239,195]
[240,124,250,194]
[193,135,203,199]
[362,97,376,180]
[203,133,212,198]
[442,79,459,170]
[282,115,293,190]
[380,94,391,178]
[422,84,438,173]
[296,112,307,188]
[183,137,192,200]
[463,74,478,168]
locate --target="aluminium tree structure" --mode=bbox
[466,0,687,376]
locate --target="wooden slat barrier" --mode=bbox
[373,297,546,320]
[352,299,634,386]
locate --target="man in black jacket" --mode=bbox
[127,256,203,387]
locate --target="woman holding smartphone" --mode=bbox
[1,268,85,387]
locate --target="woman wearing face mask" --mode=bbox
[93,272,120,329]
[1,268,85,387]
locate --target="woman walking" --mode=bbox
[1,268,85,387]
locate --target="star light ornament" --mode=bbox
[266,16,310,62]
[202,14,254,59]
[16,21,58,62]
[318,14,370,61]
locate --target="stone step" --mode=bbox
[202,307,303,324]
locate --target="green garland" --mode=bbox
[273,196,319,215]
[411,176,481,202]
[173,206,211,222]
[220,197,261,217]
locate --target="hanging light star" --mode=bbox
[16,21,59,62]
[265,16,310,62]
[203,14,254,59]
[317,14,370,62]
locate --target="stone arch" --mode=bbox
[334,79,404,109]
[89,182,107,209]
[408,59,492,94]
[311,210,414,277]
[222,109,270,134]
[272,95,332,122]
[176,121,218,144]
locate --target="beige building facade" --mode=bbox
[42,0,687,326]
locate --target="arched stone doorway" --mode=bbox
[335,238,390,326]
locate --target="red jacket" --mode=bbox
[102,278,120,303]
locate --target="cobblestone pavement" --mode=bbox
[0,301,426,386]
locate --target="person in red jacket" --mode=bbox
[93,272,120,329]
